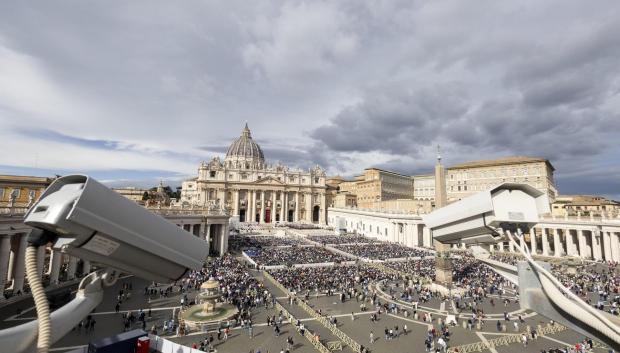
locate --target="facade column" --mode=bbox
[577,229,589,259]
[0,235,11,299]
[529,228,537,254]
[295,192,300,222]
[270,190,276,223]
[553,228,561,257]
[541,228,550,256]
[248,191,254,223]
[306,193,312,222]
[319,193,326,225]
[260,191,265,223]
[603,230,613,261]
[509,236,515,252]
[67,256,77,281]
[282,192,288,222]
[499,241,505,252]
[233,189,240,217]
[48,250,61,285]
[12,234,27,293]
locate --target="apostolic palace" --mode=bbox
[180,124,327,224]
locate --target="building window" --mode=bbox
[12,188,21,198]
[241,173,248,180]
[209,171,216,178]
[464,186,467,191]
[314,177,319,183]
[0,188,4,199]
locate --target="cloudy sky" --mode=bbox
[0,1,619,198]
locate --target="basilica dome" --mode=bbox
[225,123,265,169]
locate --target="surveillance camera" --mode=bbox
[423,183,550,244]
[24,175,209,283]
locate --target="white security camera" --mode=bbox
[423,183,550,244]
[24,175,209,283]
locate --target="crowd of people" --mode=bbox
[269,264,397,296]
[336,243,432,260]
[245,245,348,266]
[307,234,378,245]
[229,234,303,250]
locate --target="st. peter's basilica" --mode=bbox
[180,124,327,224]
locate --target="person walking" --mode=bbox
[369,331,374,344]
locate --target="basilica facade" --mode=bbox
[181,124,327,224]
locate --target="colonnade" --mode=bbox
[0,231,84,300]
[180,222,228,257]
[491,225,620,261]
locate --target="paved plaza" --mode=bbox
[0,232,611,353]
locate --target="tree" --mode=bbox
[142,191,150,201]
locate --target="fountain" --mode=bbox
[179,277,238,328]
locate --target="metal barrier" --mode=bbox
[264,270,361,352]
[447,324,569,353]
[274,301,332,353]
[327,341,343,351]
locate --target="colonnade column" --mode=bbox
[603,231,612,261]
[423,227,431,247]
[295,192,300,222]
[499,241,505,252]
[260,191,265,224]
[0,235,11,299]
[48,250,61,285]
[592,230,602,261]
[12,234,27,293]
[412,224,420,247]
[577,229,588,258]
[611,232,620,263]
[219,223,227,255]
[541,228,550,256]
[553,228,561,257]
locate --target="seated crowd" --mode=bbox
[307,233,378,245]
[336,243,432,260]
[245,245,348,266]
[269,264,397,295]
[229,234,302,250]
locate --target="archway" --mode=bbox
[275,213,280,222]
[265,209,271,223]
[312,206,320,223]
[239,209,246,223]
[288,210,294,222]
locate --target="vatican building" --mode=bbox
[180,124,327,224]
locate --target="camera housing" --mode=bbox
[423,183,550,244]
[24,175,209,283]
